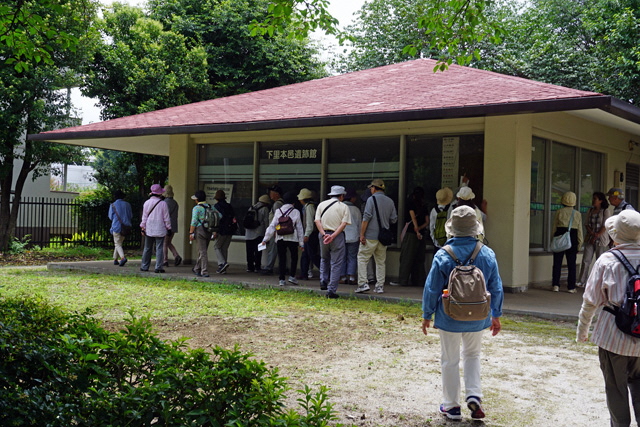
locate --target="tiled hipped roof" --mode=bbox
[35,59,610,139]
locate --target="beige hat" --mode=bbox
[367,179,385,190]
[297,188,313,200]
[436,187,454,205]
[456,186,475,201]
[445,206,483,238]
[163,185,174,198]
[561,191,576,207]
[606,210,640,244]
[258,194,271,204]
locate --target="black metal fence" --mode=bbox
[10,196,141,249]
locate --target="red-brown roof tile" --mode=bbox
[35,58,610,138]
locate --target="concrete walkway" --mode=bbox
[47,260,583,322]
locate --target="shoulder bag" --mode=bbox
[550,209,574,253]
[372,196,395,246]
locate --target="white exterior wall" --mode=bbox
[165,112,640,290]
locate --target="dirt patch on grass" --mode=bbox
[137,311,608,426]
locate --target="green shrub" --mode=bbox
[0,297,341,426]
[7,235,33,254]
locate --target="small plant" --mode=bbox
[7,235,31,254]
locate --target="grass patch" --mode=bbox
[39,245,114,259]
[0,268,581,342]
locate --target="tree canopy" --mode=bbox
[0,0,99,251]
[333,0,640,104]
[255,0,504,71]
[82,0,327,196]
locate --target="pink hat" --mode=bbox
[149,184,165,195]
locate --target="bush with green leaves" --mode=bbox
[0,297,341,426]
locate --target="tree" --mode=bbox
[332,0,436,73]
[148,0,327,99]
[82,3,211,120]
[470,0,640,104]
[253,0,504,71]
[0,0,93,72]
[84,0,326,198]
[0,0,99,252]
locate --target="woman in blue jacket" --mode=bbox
[422,206,504,422]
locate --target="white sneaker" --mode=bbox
[308,270,314,279]
[576,282,585,288]
[278,280,286,286]
[288,276,299,285]
[568,288,577,294]
[374,286,384,294]
[552,285,559,292]
[355,284,370,293]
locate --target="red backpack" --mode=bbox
[276,207,295,235]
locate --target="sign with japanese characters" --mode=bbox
[442,137,459,189]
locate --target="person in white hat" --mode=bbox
[422,205,503,422]
[314,185,351,298]
[577,209,640,427]
[140,184,172,273]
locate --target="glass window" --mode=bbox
[327,137,400,205]
[551,142,576,209]
[199,143,254,233]
[580,149,603,216]
[529,138,603,249]
[530,137,546,248]
[406,134,484,209]
[258,140,322,199]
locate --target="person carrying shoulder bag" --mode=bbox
[551,191,583,293]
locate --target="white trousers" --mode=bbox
[439,329,484,409]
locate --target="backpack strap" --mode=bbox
[610,249,639,276]
[468,241,484,265]
[279,207,294,217]
[442,245,462,265]
[442,241,484,266]
[603,249,639,316]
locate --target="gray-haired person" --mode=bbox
[608,187,635,215]
[315,185,351,299]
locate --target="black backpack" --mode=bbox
[216,202,237,235]
[201,204,221,233]
[243,203,265,230]
[603,249,640,338]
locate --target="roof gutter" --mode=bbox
[28,95,620,141]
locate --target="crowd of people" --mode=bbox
[107,180,490,295]
[106,181,640,425]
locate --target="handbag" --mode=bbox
[372,196,396,246]
[550,210,574,252]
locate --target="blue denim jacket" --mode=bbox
[422,236,504,332]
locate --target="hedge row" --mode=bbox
[0,297,340,426]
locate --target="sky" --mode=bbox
[74,0,365,124]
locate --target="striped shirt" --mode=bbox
[577,244,640,356]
